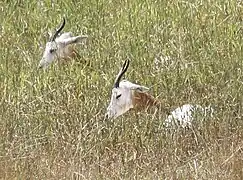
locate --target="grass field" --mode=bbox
[1,0,243,179]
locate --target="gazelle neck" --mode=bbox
[132,91,163,110]
[131,91,171,116]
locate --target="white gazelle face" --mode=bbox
[38,18,88,69]
[106,84,133,119]
[106,80,149,119]
[105,60,149,119]
[39,41,59,69]
[39,34,88,69]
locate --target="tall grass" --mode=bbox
[0,0,243,179]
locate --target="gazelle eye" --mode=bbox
[49,49,56,53]
[116,94,121,99]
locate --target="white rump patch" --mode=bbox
[164,104,214,129]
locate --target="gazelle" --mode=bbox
[38,17,88,69]
[105,60,214,128]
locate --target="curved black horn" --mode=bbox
[114,60,130,88]
[51,17,66,41]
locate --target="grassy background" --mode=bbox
[0,0,243,179]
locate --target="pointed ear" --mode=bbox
[61,35,88,46]
[120,80,150,92]
[131,85,150,92]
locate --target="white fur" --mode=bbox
[39,32,87,69]
[106,80,149,119]
[106,81,214,129]
[106,61,214,128]
[164,104,214,128]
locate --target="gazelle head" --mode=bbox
[106,60,152,119]
[39,17,88,69]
